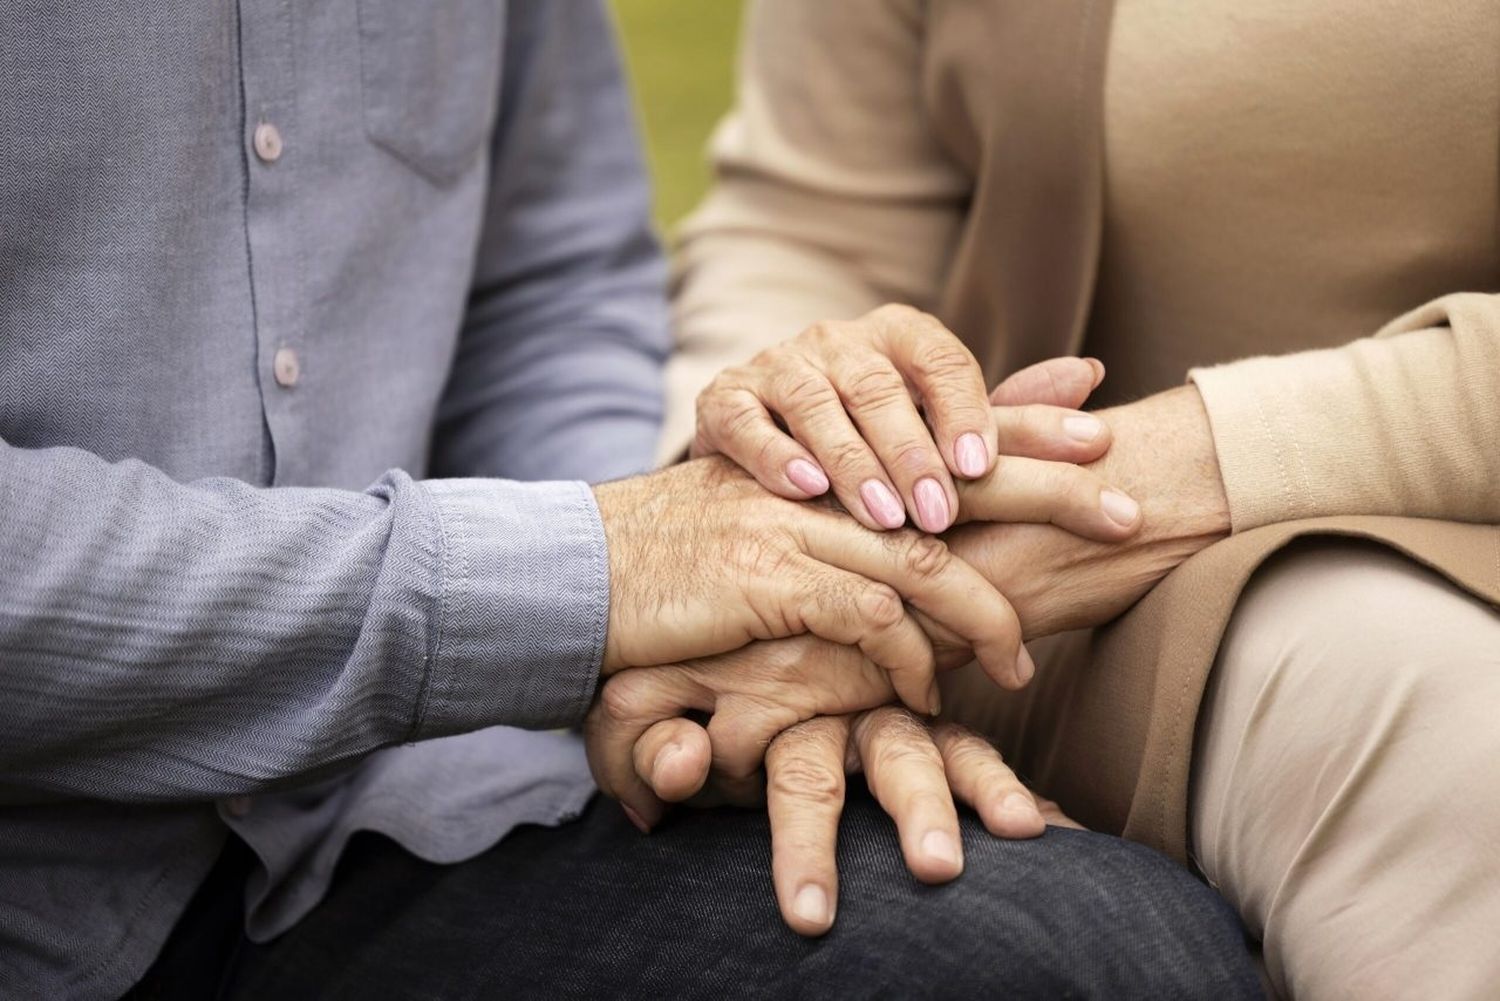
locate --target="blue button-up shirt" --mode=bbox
[0,3,668,997]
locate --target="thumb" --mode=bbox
[989,357,1105,409]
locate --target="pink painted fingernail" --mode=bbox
[1100,489,1140,528]
[1063,414,1104,443]
[954,432,989,478]
[622,804,651,834]
[913,478,951,533]
[860,480,906,529]
[786,458,830,496]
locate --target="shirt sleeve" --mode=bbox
[0,440,608,803]
[1188,292,1500,532]
[662,0,969,462]
[430,0,669,485]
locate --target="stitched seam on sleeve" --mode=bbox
[1250,378,1299,523]
[408,484,452,742]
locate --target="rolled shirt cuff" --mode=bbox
[416,478,608,733]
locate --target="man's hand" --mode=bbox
[630,705,1081,936]
[586,635,904,828]
[595,457,1067,710]
[946,384,1232,642]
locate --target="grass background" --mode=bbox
[612,0,746,230]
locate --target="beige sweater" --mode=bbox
[664,0,1500,535]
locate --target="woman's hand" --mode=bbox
[631,705,1082,937]
[692,304,1138,537]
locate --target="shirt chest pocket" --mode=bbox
[355,0,506,184]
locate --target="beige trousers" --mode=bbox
[1189,540,1500,1001]
[950,540,1500,1000]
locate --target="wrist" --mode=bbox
[1095,385,1230,548]
[944,386,1230,640]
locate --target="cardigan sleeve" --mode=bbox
[1189,292,1500,531]
[662,0,970,462]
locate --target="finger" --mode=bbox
[695,384,831,500]
[632,717,713,804]
[585,666,710,829]
[953,454,1142,540]
[992,404,1113,463]
[852,708,963,883]
[766,715,852,936]
[930,721,1045,839]
[989,356,1105,409]
[779,556,940,714]
[1034,795,1087,830]
[765,357,908,531]
[823,348,958,534]
[798,517,1027,691]
[869,304,997,484]
[701,643,890,781]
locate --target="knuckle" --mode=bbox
[912,340,978,385]
[872,302,923,325]
[823,438,875,477]
[842,363,908,413]
[870,733,942,775]
[772,365,839,413]
[946,733,1000,769]
[856,583,905,630]
[767,754,845,806]
[599,672,654,726]
[886,438,939,480]
[930,721,974,748]
[799,320,844,348]
[720,396,769,443]
[901,534,952,580]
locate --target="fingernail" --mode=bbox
[1001,792,1042,823]
[1085,358,1106,388]
[1062,414,1104,443]
[1100,489,1141,528]
[1015,645,1035,686]
[928,684,943,718]
[622,804,651,834]
[913,478,950,532]
[954,433,989,478]
[860,480,906,529]
[792,884,831,927]
[786,458,830,496]
[921,830,961,867]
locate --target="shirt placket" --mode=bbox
[238,0,308,487]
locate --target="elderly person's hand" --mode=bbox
[691,305,1141,538]
[629,703,1083,936]
[594,457,1029,715]
[584,636,1081,935]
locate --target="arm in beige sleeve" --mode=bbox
[661,0,969,462]
[1188,292,1500,531]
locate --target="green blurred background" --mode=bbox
[612,0,745,231]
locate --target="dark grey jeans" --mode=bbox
[130,790,1262,1000]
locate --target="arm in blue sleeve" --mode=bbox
[0,440,606,802]
[431,0,670,484]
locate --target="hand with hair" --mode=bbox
[586,356,1122,933]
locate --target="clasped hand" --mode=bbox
[587,306,1143,936]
